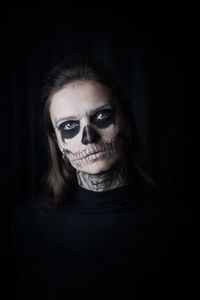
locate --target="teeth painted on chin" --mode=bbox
[68,141,119,162]
[75,163,81,168]
[68,153,73,160]
[89,155,96,161]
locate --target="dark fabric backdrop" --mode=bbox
[1,5,195,298]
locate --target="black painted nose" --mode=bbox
[81,125,101,145]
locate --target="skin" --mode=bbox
[50,80,130,191]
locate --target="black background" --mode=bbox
[1,4,197,297]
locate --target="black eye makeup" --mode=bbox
[92,108,116,128]
[56,108,116,142]
[58,121,80,141]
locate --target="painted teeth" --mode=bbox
[68,153,73,160]
[64,137,121,164]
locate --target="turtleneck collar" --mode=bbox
[62,180,141,210]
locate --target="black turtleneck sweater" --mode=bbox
[10,183,190,299]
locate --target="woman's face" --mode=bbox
[50,80,127,174]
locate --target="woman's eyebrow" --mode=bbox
[55,116,78,126]
[55,104,112,126]
[89,104,112,115]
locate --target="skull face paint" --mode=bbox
[50,80,126,175]
[57,107,116,143]
[57,120,80,140]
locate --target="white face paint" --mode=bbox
[50,80,126,174]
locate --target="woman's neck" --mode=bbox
[76,162,129,192]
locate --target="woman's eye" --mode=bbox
[62,121,77,130]
[96,110,111,120]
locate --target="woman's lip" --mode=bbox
[69,149,109,162]
[85,150,103,157]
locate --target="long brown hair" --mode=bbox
[42,56,156,208]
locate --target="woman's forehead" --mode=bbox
[50,81,116,121]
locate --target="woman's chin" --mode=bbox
[75,156,119,175]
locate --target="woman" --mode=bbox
[11,57,177,299]
[42,56,155,206]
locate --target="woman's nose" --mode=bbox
[81,125,101,145]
